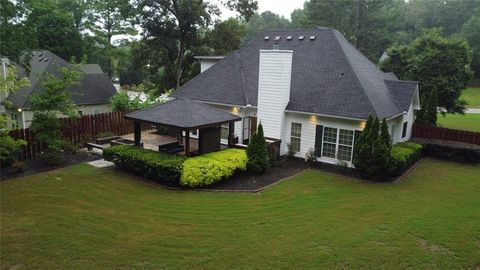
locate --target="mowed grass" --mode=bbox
[1,159,480,269]
[462,87,480,108]
[437,113,480,132]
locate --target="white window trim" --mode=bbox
[319,126,356,163]
[290,122,302,153]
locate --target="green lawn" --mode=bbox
[462,87,480,108]
[1,160,480,269]
[437,113,480,132]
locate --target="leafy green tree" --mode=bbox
[108,91,154,112]
[461,10,480,79]
[137,0,216,89]
[86,0,137,77]
[246,122,269,173]
[207,18,246,55]
[381,29,473,114]
[223,0,258,21]
[296,0,391,60]
[243,11,293,43]
[29,63,82,165]
[23,0,84,61]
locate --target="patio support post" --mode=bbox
[134,121,141,147]
[228,122,235,147]
[185,129,190,156]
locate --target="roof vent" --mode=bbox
[309,36,316,40]
[286,36,292,40]
[274,36,281,41]
[298,36,304,40]
[264,36,270,40]
[38,52,44,57]
[44,58,49,62]
[273,43,280,50]
[38,57,43,62]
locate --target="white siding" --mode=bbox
[388,101,416,144]
[257,50,293,141]
[199,104,256,145]
[8,104,111,129]
[200,59,218,73]
[283,112,365,164]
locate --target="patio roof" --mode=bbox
[124,99,241,129]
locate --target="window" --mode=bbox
[10,113,19,128]
[402,122,408,138]
[78,110,83,116]
[322,127,337,158]
[191,129,197,136]
[337,129,354,161]
[243,117,250,143]
[94,108,101,115]
[290,122,302,152]
[321,127,354,161]
[221,124,229,140]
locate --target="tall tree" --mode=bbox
[86,0,137,77]
[222,0,258,21]
[207,18,246,55]
[23,0,84,61]
[243,11,293,44]
[296,0,390,60]
[381,29,473,114]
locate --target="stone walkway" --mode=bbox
[88,159,114,168]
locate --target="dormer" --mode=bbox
[194,56,224,73]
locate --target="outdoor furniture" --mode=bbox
[87,142,106,151]
[158,141,184,154]
[111,139,143,147]
[95,136,120,145]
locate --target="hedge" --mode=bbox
[103,145,186,182]
[180,148,247,187]
[391,142,423,176]
[413,138,480,164]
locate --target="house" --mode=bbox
[129,27,420,165]
[0,50,117,129]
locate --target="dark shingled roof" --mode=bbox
[80,64,104,74]
[6,50,116,108]
[125,99,241,129]
[173,27,418,120]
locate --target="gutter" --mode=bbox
[284,109,366,122]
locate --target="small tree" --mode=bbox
[246,122,269,174]
[29,64,82,165]
[353,115,392,181]
[380,118,392,152]
[0,65,29,166]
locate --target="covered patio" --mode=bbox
[124,99,241,156]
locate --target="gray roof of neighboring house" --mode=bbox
[173,27,418,120]
[80,64,104,74]
[125,99,241,129]
[5,50,116,109]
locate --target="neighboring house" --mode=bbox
[172,27,420,165]
[0,50,117,129]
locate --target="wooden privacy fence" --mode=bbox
[411,123,480,145]
[8,111,153,161]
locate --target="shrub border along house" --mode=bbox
[103,145,247,187]
[391,142,423,176]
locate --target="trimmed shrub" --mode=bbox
[391,142,423,176]
[0,134,26,167]
[246,123,269,173]
[103,145,186,182]
[354,116,393,181]
[181,148,247,187]
[414,138,480,164]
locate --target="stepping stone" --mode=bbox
[88,159,114,168]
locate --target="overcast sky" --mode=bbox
[217,0,306,20]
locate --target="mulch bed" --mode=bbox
[1,152,102,181]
